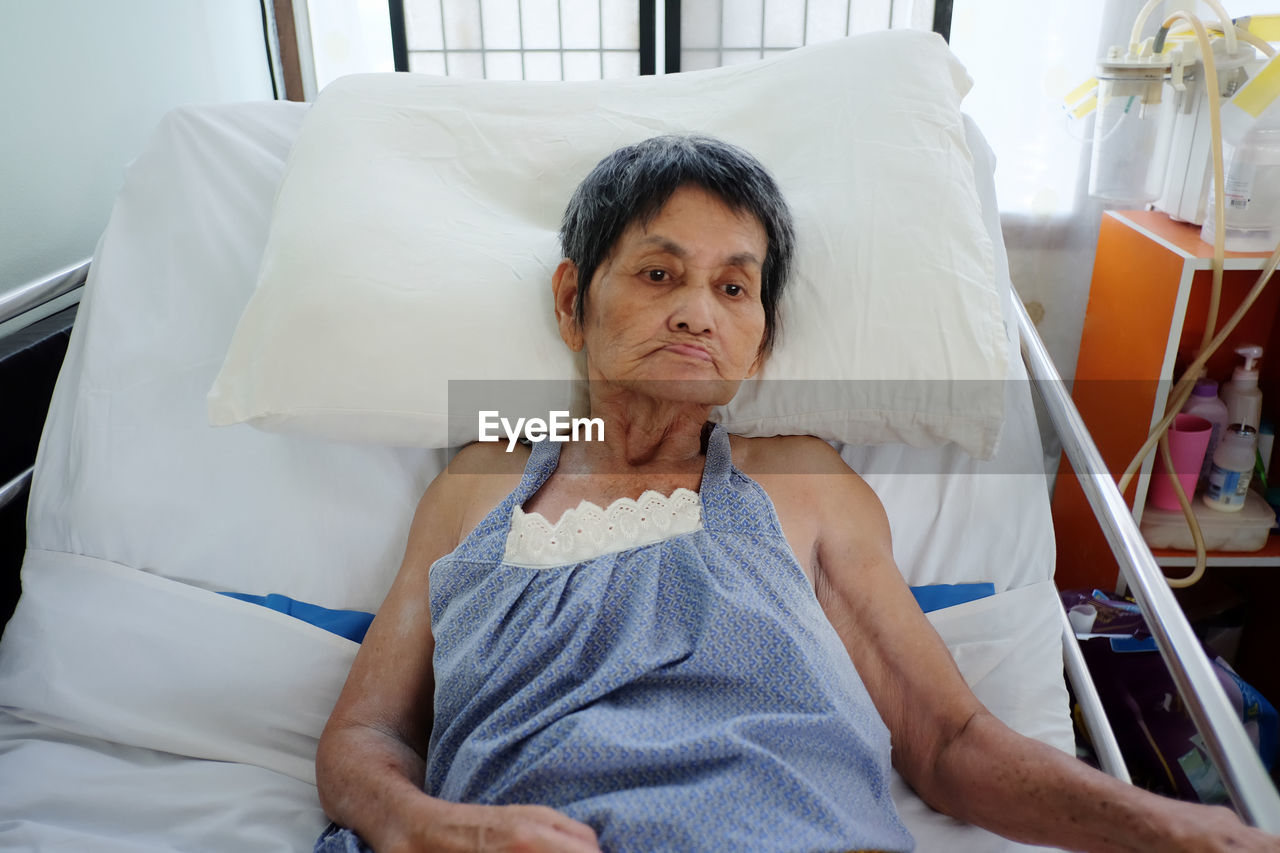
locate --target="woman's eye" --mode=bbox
[723,283,744,297]
[646,269,668,282]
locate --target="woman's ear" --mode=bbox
[552,259,585,352]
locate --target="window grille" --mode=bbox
[394,0,944,80]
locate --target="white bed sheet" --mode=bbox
[0,99,1069,851]
[0,550,1067,852]
[0,550,346,853]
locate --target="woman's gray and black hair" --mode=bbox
[560,135,796,355]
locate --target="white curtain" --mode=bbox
[949,1,1164,379]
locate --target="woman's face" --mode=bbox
[554,185,769,406]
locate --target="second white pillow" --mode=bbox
[208,30,1007,457]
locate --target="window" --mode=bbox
[404,0,642,79]
[392,0,940,82]
[682,0,936,71]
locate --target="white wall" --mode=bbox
[0,0,274,298]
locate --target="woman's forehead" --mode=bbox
[616,186,768,258]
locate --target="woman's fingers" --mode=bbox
[463,803,601,852]
[526,805,600,846]
[1165,803,1280,852]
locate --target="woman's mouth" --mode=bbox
[663,343,714,362]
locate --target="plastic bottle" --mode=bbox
[1182,378,1230,487]
[1221,345,1264,431]
[1201,98,1280,252]
[1204,424,1258,512]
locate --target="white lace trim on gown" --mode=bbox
[503,488,703,567]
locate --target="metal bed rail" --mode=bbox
[1057,605,1131,783]
[1014,294,1280,830]
[0,468,33,513]
[0,259,89,328]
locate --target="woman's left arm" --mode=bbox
[803,443,1278,853]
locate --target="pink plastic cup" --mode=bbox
[1147,414,1214,511]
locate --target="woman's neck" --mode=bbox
[566,386,712,473]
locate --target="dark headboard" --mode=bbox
[0,306,77,629]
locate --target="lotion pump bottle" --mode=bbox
[1222,345,1264,431]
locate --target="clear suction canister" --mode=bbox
[1089,59,1173,204]
[1201,100,1280,252]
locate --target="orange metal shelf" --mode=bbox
[1052,211,1280,591]
[1118,210,1277,262]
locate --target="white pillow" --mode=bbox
[208,29,1008,458]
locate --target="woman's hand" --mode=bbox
[388,802,602,853]
[1160,801,1280,852]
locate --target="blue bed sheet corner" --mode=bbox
[909,582,996,614]
[219,592,375,643]
[220,582,995,644]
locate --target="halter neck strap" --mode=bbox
[510,422,732,505]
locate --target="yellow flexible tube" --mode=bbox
[1166,12,1228,355]
[1157,433,1208,589]
[1130,0,1238,57]
[1164,25,1275,59]
[1231,27,1277,58]
[1118,245,1280,497]
[1118,8,1270,493]
[1119,244,1280,586]
[1116,11,1230,588]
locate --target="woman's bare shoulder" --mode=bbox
[728,433,851,478]
[729,433,884,528]
[413,442,532,546]
[446,440,534,477]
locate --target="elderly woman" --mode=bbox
[315,136,1275,853]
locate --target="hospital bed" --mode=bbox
[0,28,1276,852]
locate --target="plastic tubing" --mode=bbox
[1130,0,1238,57]
[1232,26,1276,57]
[1157,433,1208,588]
[1116,10,1228,588]
[1152,11,1218,584]
[1161,12,1227,355]
[1119,243,1280,498]
[1119,243,1280,587]
[1165,25,1278,58]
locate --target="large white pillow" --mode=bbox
[207,29,1008,458]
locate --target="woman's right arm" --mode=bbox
[315,451,600,853]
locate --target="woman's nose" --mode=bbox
[670,281,715,334]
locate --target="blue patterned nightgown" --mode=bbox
[317,425,914,853]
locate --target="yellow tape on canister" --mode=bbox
[1071,94,1099,120]
[1233,52,1280,119]
[1065,76,1098,106]
[1063,77,1098,118]
[1238,14,1280,43]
